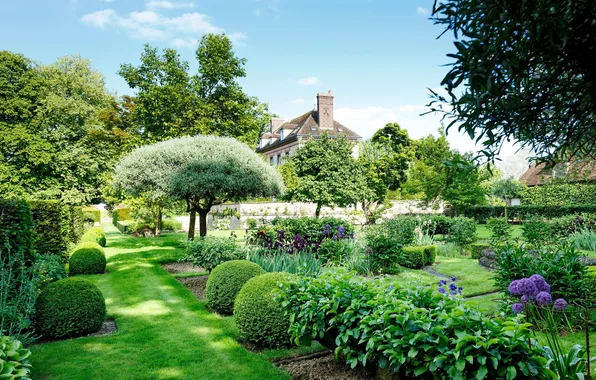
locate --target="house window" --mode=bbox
[310,126,316,131]
[338,128,343,132]
[277,154,282,165]
[280,129,285,140]
[269,156,273,165]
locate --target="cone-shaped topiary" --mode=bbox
[205,260,265,315]
[81,227,106,247]
[35,277,106,339]
[69,242,106,275]
[234,272,294,347]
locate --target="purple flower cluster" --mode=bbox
[438,277,462,298]
[255,223,352,255]
[508,274,568,314]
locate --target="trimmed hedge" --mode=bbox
[112,207,131,225]
[30,200,69,258]
[400,245,437,268]
[463,205,596,223]
[69,242,106,275]
[0,198,34,263]
[34,277,106,339]
[521,183,596,206]
[234,272,292,348]
[82,207,101,223]
[64,205,85,246]
[205,260,265,315]
[470,242,490,259]
[82,227,107,247]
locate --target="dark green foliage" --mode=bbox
[279,272,553,378]
[495,242,587,302]
[68,242,106,275]
[112,207,131,225]
[183,236,243,273]
[161,218,182,231]
[446,217,477,249]
[400,245,436,268]
[64,205,84,246]
[246,218,258,230]
[365,217,417,273]
[33,253,67,290]
[0,198,34,263]
[270,217,355,242]
[82,207,101,223]
[205,260,265,315]
[470,242,490,259]
[81,227,106,247]
[245,248,322,277]
[522,217,555,247]
[0,335,32,379]
[29,200,69,258]
[34,277,106,339]
[486,217,511,247]
[463,205,596,223]
[234,272,292,348]
[316,239,360,265]
[521,184,596,206]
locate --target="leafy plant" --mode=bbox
[436,242,461,258]
[183,236,243,273]
[161,218,182,231]
[33,254,66,290]
[244,247,321,277]
[446,217,477,252]
[0,335,32,379]
[487,217,512,248]
[341,251,375,277]
[316,239,362,265]
[569,229,596,251]
[245,218,258,230]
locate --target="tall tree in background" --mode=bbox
[119,34,270,146]
[429,0,596,163]
[289,134,366,217]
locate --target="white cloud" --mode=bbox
[398,104,427,112]
[82,9,116,28]
[335,106,398,138]
[253,9,261,16]
[417,7,430,16]
[81,8,245,46]
[146,1,194,10]
[102,0,115,3]
[298,76,321,86]
[290,98,305,105]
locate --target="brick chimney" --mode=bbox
[270,117,285,132]
[317,90,334,130]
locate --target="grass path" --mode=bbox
[30,224,289,380]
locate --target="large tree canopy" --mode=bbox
[113,135,283,239]
[429,0,596,163]
[118,34,270,146]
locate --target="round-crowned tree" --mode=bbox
[114,136,284,239]
[205,260,265,315]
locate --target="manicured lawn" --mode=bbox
[433,256,497,296]
[476,223,524,241]
[30,224,289,380]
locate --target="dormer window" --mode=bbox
[280,129,285,140]
[310,126,316,131]
[338,128,343,132]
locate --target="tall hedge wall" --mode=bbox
[520,183,596,206]
[30,200,69,258]
[463,205,596,223]
[0,198,34,262]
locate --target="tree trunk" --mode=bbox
[315,203,321,218]
[158,208,163,232]
[188,209,197,241]
[153,206,161,237]
[198,209,209,238]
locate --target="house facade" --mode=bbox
[256,91,362,165]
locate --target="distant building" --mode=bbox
[256,91,361,165]
[519,160,596,186]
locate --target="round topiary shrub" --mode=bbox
[234,272,293,347]
[82,227,107,247]
[69,242,106,275]
[35,277,106,339]
[205,260,265,315]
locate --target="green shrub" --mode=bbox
[234,272,292,347]
[33,253,67,290]
[278,271,552,378]
[34,277,106,339]
[0,198,34,263]
[246,218,258,230]
[446,217,477,250]
[81,227,106,247]
[463,205,596,223]
[270,216,355,242]
[161,218,182,231]
[400,245,436,268]
[0,335,32,379]
[82,207,101,223]
[341,251,375,276]
[29,200,69,258]
[570,229,596,251]
[64,205,85,246]
[365,217,417,274]
[470,242,490,259]
[316,238,361,265]
[244,248,321,277]
[486,217,511,247]
[205,260,265,315]
[183,236,242,273]
[521,183,596,206]
[69,242,106,275]
[522,217,554,247]
[112,207,131,225]
[436,242,460,258]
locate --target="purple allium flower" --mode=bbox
[457,287,463,293]
[512,303,524,314]
[438,287,446,294]
[529,274,550,293]
[451,277,457,282]
[521,295,529,303]
[439,279,447,286]
[449,283,457,292]
[518,278,538,297]
[508,280,522,296]
[536,291,553,306]
[554,298,568,311]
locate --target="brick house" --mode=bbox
[256,91,362,165]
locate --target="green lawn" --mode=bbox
[476,224,524,241]
[31,224,289,380]
[434,256,498,296]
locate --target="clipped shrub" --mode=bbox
[464,204,596,223]
[0,335,31,379]
[81,227,106,247]
[446,217,477,250]
[205,260,265,315]
[69,242,106,275]
[34,277,106,339]
[234,272,292,347]
[0,198,34,263]
[400,245,436,268]
[29,200,69,258]
[112,207,131,225]
[64,205,85,246]
[470,242,490,259]
[521,183,596,206]
[183,236,242,273]
[82,207,101,223]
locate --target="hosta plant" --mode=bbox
[0,335,32,379]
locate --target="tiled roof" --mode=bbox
[519,160,596,186]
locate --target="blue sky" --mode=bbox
[1,0,522,161]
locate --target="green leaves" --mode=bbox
[0,336,32,380]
